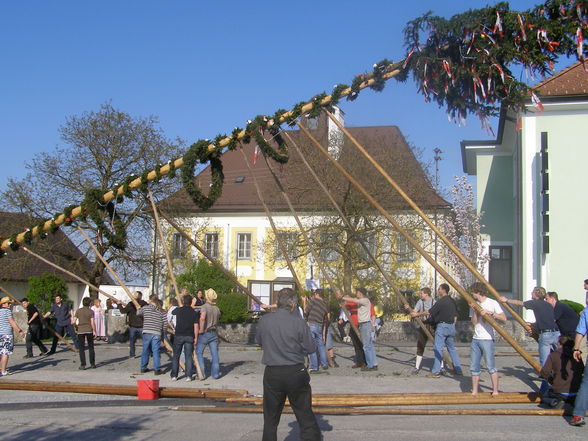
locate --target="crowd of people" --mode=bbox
[0,287,222,382]
[1,279,587,433]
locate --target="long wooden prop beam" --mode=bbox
[157,210,264,307]
[148,190,181,303]
[283,128,447,364]
[259,151,362,339]
[296,122,542,373]
[226,394,542,406]
[239,147,305,296]
[323,109,531,333]
[0,380,247,399]
[0,63,404,254]
[0,285,77,353]
[147,190,204,380]
[76,226,176,359]
[22,246,127,309]
[176,406,586,417]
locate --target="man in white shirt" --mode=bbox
[469,282,506,396]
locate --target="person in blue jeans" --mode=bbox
[196,289,221,379]
[468,282,506,396]
[118,292,148,358]
[569,304,588,426]
[427,284,462,377]
[304,289,329,372]
[137,295,165,375]
[43,295,79,353]
[337,288,378,371]
[500,287,560,393]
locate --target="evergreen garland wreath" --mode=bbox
[401,0,588,122]
[181,139,225,211]
[244,115,289,164]
[4,0,588,253]
[82,188,127,250]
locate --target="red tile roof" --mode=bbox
[533,62,588,96]
[160,122,449,214]
[0,211,111,284]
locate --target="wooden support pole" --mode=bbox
[76,226,176,359]
[283,129,451,366]
[253,149,361,339]
[323,109,531,334]
[0,285,77,353]
[175,406,586,417]
[22,247,125,309]
[0,63,404,254]
[0,379,247,398]
[238,147,305,296]
[225,392,541,406]
[147,190,181,303]
[157,209,264,308]
[296,122,542,373]
[147,190,204,380]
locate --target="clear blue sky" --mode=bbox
[0,0,552,200]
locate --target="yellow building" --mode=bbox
[156,111,449,307]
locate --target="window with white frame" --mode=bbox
[171,233,188,258]
[204,232,219,259]
[396,233,416,262]
[237,233,252,260]
[274,231,298,261]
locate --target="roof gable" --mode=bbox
[160,122,448,214]
[533,62,588,97]
[0,211,110,284]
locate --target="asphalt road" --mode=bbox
[1,340,586,440]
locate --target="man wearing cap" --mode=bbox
[195,288,221,379]
[256,287,321,441]
[0,296,26,376]
[43,295,79,354]
[21,298,48,357]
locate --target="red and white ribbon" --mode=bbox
[577,27,584,61]
[517,14,527,41]
[493,11,503,38]
[531,92,544,112]
[442,60,452,78]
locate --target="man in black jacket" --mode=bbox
[21,298,48,357]
[545,291,579,337]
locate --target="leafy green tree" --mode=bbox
[26,273,69,313]
[176,259,235,295]
[216,293,248,323]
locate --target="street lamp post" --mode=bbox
[433,148,443,291]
